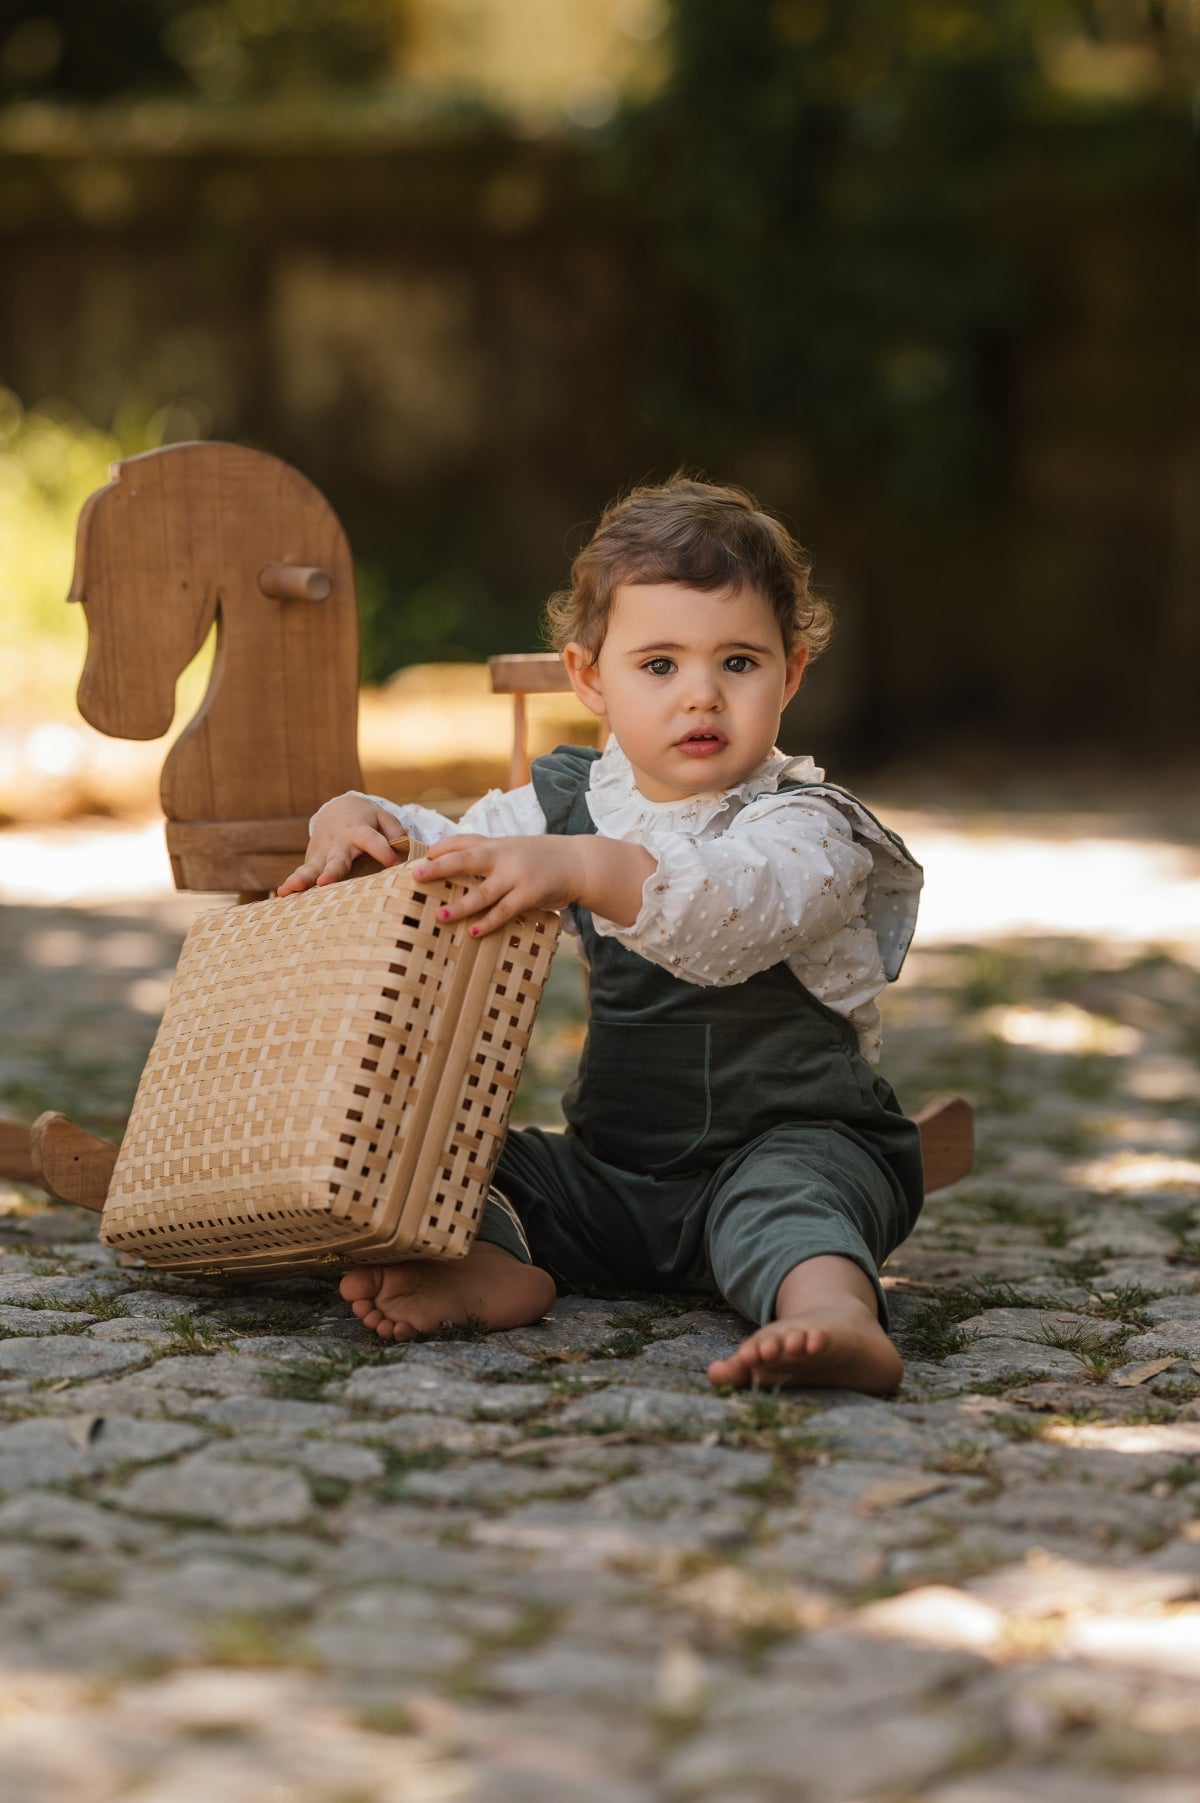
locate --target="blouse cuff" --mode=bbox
[589,841,681,946]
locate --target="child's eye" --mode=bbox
[724,655,758,673]
[642,657,676,676]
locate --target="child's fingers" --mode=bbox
[460,896,523,938]
[362,827,403,865]
[425,834,489,859]
[338,825,403,869]
[279,854,333,890]
[437,872,510,921]
[315,851,356,885]
[279,823,402,897]
[277,859,322,895]
[431,870,529,936]
[414,842,489,883]
[312,829,402,886]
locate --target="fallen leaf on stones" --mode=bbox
[62,1414,103,1450]
[855,1475,951,1515]
[46,1378,71,1393]
[1192,1361,1200,1377]
[1112,1358,1181,1388]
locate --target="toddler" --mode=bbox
[280,477,924,1394]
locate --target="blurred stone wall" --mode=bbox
[0,128,633,494]
[0,117,1192,762]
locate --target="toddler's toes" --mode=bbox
[747,1331,788,1368]
[340,1269,383,1305]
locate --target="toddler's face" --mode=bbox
[565,582,807,803]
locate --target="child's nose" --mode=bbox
[683,668,723,708]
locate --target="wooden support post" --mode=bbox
[509,692,529,790]
[913,1095,974,1195]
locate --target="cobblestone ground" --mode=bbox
[2,810,1199,1802]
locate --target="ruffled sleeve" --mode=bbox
[743,783,923,980]
[590,793,879,985]
[348,785,548,845]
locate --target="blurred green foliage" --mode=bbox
[0,0,1191,745]
[0,0,397,104]
[355,556,529,690]
[0,390,167,707]
[610,0,1168,513]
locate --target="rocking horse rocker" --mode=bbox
[0,442,974,1275]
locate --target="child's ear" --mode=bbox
[562,643,607,718]
[782,644,808,708]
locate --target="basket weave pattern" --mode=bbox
[100,857,559,1273]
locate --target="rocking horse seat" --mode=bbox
[165,816,315,896]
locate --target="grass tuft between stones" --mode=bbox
[203,1607,318,1669]
[264,1347,388,1402]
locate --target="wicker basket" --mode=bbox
[100,841,560,1274]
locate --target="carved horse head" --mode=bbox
[69,442,363,891]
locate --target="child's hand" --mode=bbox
[415,833,657,937]
[277,795,403,896]
[414,835,587,937]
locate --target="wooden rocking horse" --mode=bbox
[0,441,974,1227]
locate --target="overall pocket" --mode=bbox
[575,1020,713,1174]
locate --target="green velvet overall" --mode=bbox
[478,747,923,1326]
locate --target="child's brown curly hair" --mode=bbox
[544,474,833,662]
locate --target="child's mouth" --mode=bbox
[676,731,727,758]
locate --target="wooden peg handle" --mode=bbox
[258,563,333,603]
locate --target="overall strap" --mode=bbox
[774,777,916,863]
[530,745,602,836]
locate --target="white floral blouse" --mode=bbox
[358,739,922,1064]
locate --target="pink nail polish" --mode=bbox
[469,927,479,937]
[438,908,450,920]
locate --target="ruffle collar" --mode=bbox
[585,737,824,840]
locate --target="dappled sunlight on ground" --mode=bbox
[1,784,1199,1797]
[4,804,1199,959]
[888,814,1200,964]
[0,821,190,906]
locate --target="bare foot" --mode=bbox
[340,1241,555,1343]
[707,1301,902,1395]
